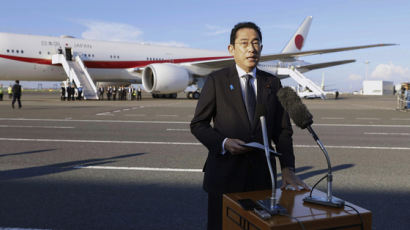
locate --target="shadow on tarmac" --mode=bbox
[0,149,57,158]
[0,163,407,230]
[0,153,145,181]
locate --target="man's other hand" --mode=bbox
[280,167,310,191]
[224,138,252,155]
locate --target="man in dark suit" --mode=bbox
[190,22,309,230]
[11,80,22,109]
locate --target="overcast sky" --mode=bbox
[1,0,409,92]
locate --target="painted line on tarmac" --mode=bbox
[391,118,410,121]
[312,123,410,128]
[166,128,190,131]
[294,144,410,150]
[1,118,409,127]
[0,125,74,129]
[0,118,189,124]
[0,228,51,230]
[0,138,201,145]
[321,117,345,120]
[355,117,380,120]
[157,114,178,117]
[364,132,410,136]
[0,138,410,150]
[74,165,202,172]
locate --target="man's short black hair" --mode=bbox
[230,22,262,45]
[15,80,19,84]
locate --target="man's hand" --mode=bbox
[280,167,310,191]
[224,138,252,155]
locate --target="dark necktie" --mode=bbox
[244,74,256,124]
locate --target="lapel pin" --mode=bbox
[230,84,234,90]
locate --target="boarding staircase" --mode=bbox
[52,54,99,100]
[277,66,326,99]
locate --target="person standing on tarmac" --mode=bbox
[0,84,3,101]
[11,80,22,109]
[8,85,12,99]
[137,86,142,100]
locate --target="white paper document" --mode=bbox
[240,142,281,156]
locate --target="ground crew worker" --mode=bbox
[132,87,136,100]
[8,85,12,99]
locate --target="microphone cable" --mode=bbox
[307,174,328,198]
[344,204,364,230]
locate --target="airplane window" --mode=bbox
[92,54,94,57]
[118,56,119,59]
[16,50,19,53]
[110,55,112,58]
[88,54,91,57]
[39,51,42,55]
[7,49,9,53]
[11,50,14,53]
[21,50,24,54]
[48,51,50,55]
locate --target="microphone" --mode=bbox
[255,104,287,215]
[277,87,345,208]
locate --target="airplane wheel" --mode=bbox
[187,92,193,99]
[193,92,200,99]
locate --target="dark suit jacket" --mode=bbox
[190,65,295,194]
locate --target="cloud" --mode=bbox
[348,73,363,81]
[205,24,230,36]
[370,63,410,81]
[77,20,188,47]
[80,20,143,42]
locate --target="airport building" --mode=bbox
[362,80,394,95]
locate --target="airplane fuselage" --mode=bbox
[0,32,229,83]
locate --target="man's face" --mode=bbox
[228,28,263,73]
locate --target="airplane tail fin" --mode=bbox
[281,16,312,54]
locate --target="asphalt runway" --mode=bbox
[0,92,409,230]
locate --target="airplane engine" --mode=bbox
[142,63,192,94]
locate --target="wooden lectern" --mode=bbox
[223,189,371,230]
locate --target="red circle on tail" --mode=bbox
[295,34,304,50]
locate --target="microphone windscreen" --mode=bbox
[277,87,313,129]
[255,103,266,118]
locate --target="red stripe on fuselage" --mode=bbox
[0,54,232,69]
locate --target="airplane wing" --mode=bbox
[260,43,396,61]
[297,59,356,72]
[189,43,395,69]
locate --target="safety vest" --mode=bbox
[8,87,12,94]
[0,88,3,94]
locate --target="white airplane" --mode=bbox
[0,16,394,99]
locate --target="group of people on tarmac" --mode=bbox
[60,81,143,101]
[0,80,23,108]
[398,86,410,110]
[0,84,16,101]
[61,83,82,101]
[98,85,142,101]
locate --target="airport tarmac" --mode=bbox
[0,92,409,230]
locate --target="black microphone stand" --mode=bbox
[303,126,345,208]
[257,116,287,215]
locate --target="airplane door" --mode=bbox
[65,47,72,61]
